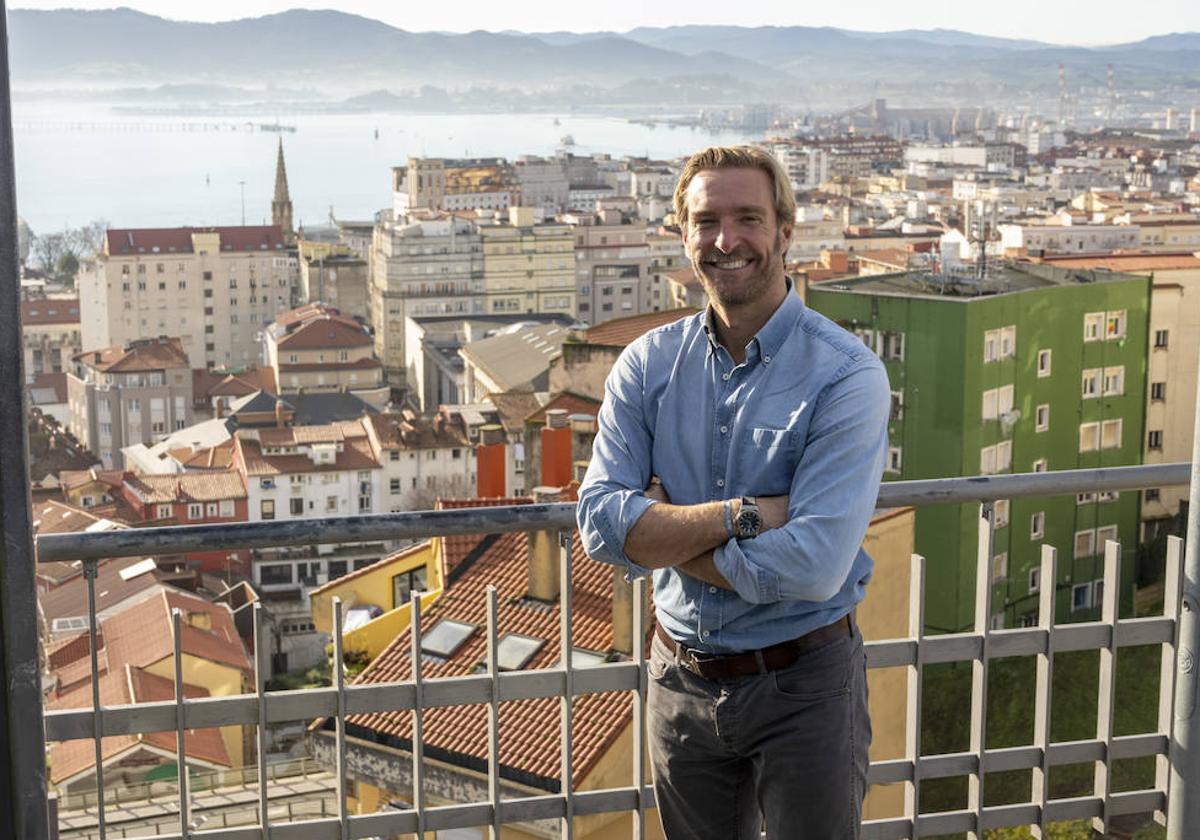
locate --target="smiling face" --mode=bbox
[682,166,793,310]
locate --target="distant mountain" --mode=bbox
[6,8,789,90]
[836,28,1058,50]
[1112,32,1200,50]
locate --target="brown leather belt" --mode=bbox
[654,615,853,680]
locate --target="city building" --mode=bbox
[566,209,654,324]
[264,303,388,410]
[297,240,370,324]
[272,138,295,246]
[363,410,475,511]
[998,221,1141,255]
[21,298,80,380]
[458,322,569,402]
[478,207,576,317]
[808,263,1150,632]
[80,226,299,370]
[392,157,517,215]
[67,337,195,469]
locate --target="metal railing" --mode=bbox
[26,460,1197,840]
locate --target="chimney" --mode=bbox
[611,568,650,656]
[214,398,223,419]
[274,400,285,428]
[540,409,572,489]
[567,413,597,469]
[475,424,506,498]
[527,486,563,602]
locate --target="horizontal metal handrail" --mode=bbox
[36,462,1191,563]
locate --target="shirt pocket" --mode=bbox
[741,426,801,495]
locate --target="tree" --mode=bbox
[28,218,108,282]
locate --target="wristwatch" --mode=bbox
[733,496,763,539]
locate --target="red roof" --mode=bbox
[276,316,374,350]
[582,308,699,347]
[100,589,251,675]
[524,392,601,426]
[346,526,635,789]
[105,226,286,256]
[74,337,190,372]
[22,298,80,325]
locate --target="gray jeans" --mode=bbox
[646,623,870,839]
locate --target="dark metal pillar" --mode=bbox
[0,2,50,837]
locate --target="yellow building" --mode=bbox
[480,208,576,317]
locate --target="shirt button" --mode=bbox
[764,355,772,364]
[709,586,717,594]
[719,425,728,434]
[722,372,731,381]
[702,631,710,638]
[716,479,725,487]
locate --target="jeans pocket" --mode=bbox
[770,635,852,701]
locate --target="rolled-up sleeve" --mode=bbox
[576,339,656,580]
[713,359,891,604]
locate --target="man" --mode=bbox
[576,145,890,839]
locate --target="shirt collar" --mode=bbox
[700,276,806,362]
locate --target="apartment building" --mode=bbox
[297,240,370,323]
[809,263,1150,633]
[998,221,1141,255]
[478,207,576,317]
[21,298,80,380]
[566,210,653,325]
[363,410,475,511]
[392,157,516,215]
[79,226,299,369]
[67,337,195,469]
[369,212,484,389]
[264,303,388,409]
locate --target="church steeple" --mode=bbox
[271,138,294,244]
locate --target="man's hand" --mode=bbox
[645,477,669,504]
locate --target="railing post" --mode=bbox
[1168,345,1200,839]
[0,0,50,836]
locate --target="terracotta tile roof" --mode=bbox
[27,372,69,404]
[345,529,630,789]
[101,589,251,675]
[74,337,190,372]
[39,556,161,625]
[33,498,124,536]
[206,367,276,398]
[524,392,601,426]
[58,467,124,494]
[278,357,382,373]
[1032,253,1200,272]
[275,312,373,351]
[124,470,246,504]
[273,302,348,329]
[105,226,285,256]
[856,248,910,268]
[435,497,534,577]
[257,424,346,446]
[582,308,699,347]
[22,298,80,325]
[486,391,546,436]
[366,411,471,452]
[235,432,379,477]
[46,664,229,783]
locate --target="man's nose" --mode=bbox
[714,220,740,254]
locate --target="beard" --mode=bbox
[692,228,789,309]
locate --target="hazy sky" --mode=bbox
[10,1,1200,46]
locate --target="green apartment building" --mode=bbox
[808,263,1150,633]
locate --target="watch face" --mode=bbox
[736,509,763,537]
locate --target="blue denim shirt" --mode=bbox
[576,287,891,653]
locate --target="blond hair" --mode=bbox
[673,145,796,230]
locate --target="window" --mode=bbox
[1079,422,1100,452]
[1081,369,1100,398]
[259,564,293,585]
[391,567,429,608]
[1101,419,1122,450]
[879,331,905,361]
[981,385,1014,421]
[1102,366,1124,396]
[261,499,275,520]
[1097,524,1119,552]
[999,326,1016,359]
[219,500,234,517]
[1030,511,1045,540]
[1032,458,1048,473]
[420,619,476,658]
[980,442,1011,474]
[1084,312,1104,342]
[497,633,547,671]
[1074,529,1097,558]
[993,499,1009,527]
[187,503,203,520]
[390,478,401,494]
[1029,566,1041,594]
[991,552,1008,582]
[390,451,401,462]
[1151,382,1166,401]
[1072,582,1093,611]
[983,329,998,363]
[358,495,372,512]
[1154,329,1169,348]
[1146,488,1161,502]
[326,496,338,512]
[1098,490,1119,503]
[1035,404,1049,432]
[980,445,996,475]
[1077,492,1097,505]
[290,498,304,515]
[1148,430,1163,450]
[886,446,902,474]
[206,503,218,517]
[1037,349,1052,377]
[1105,310,1126,340]
[889,390,904,421]
[156,504,172,519]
